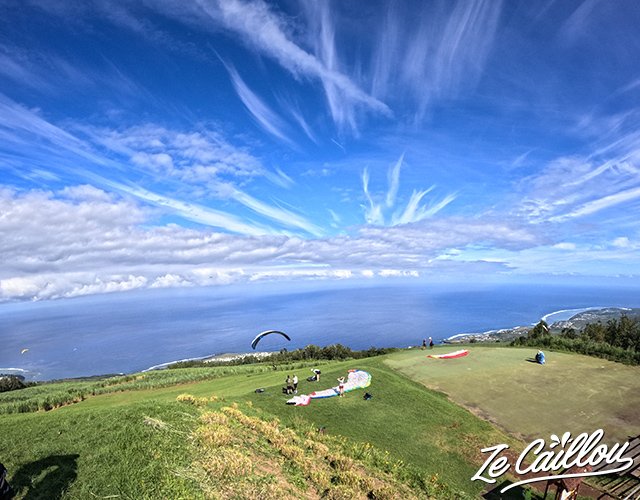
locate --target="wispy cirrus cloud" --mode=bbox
[559,0,602,44]
[196,0,390,130]
[550,185,640,222]
[0,94,316,236]
[361,154,457,226]
[0,49,51,92]
[517,155,640,223]
[301,1,357,133]
[392,190,458,226]
[105,181,274,236]
[361,168,384,225]
[385,153,403,208]
[0,41,150,106]
[516,108,640,224]
[0,94,120,172]
[19,0,388,132]
[224,63,297,147]
[370,0,502,120]
[285,104,319,144]
[263,167,294,189]
[224,185,324,237]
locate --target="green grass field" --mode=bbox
[385,346,640,444]
[244,357,513,495]
[7,347,631,498]
[0,357,522,498]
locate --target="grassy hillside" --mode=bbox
[0,361,325,414]
[0,356,528,499]
[385,346,640,444]
[245,357,514,494]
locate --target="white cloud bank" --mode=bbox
[0,185,543,302]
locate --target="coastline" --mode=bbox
[443,326,530,343]
[142,351,273,371]
[444,305,637,344]
[540,306,611,324]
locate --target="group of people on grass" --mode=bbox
[283,369,348,397]
[284,374,298,394]
[421,337,434,350]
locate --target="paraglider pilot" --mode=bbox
[337,376,346,397]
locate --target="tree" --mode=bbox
[617,315,637,350]
[583,322,606,343]
[0,375,26,393]
[528,320,550,340]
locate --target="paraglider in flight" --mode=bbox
[20,348,29,354]
[251,330,291,350]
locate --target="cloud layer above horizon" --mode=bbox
[1,0,640,301]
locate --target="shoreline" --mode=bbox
[444,305,636,344]
[540,306,612,324]
[142,351,273,371]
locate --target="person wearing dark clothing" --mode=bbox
[0,463,13,500]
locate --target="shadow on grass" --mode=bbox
[10,454,79,499]
[483,480,540,499]
[525,358,539,364]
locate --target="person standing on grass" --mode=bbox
[337,376,346,397]
[421,339,427,350]
[293,374,298,393]
[286,375,293,394]
[429,337,434,349]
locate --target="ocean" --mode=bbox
[1,281,639,380]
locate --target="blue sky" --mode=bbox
[1,0,640,301]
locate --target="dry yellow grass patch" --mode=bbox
[190,404,423,499]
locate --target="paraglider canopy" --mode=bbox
[251,330,291,350]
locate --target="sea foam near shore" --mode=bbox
[143,351,272,371]
[541,307,609,324]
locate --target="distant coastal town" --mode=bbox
[444,307,640,344]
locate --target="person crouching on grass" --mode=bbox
[337,376,346,397]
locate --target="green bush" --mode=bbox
[511,326,640,366]
[168,344,397,369]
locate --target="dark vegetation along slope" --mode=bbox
[512,312,640,365]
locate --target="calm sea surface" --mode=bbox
[1,282,639,380]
